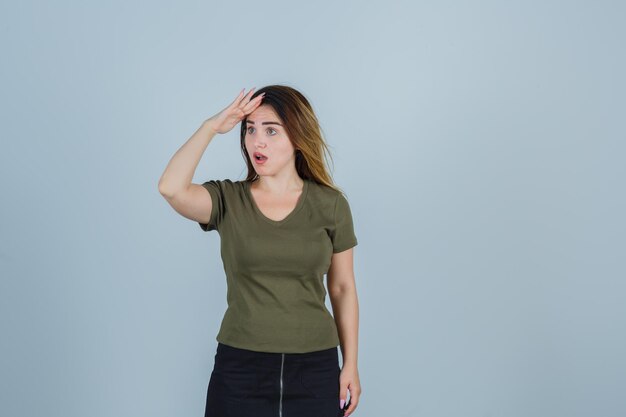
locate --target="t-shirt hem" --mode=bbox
[215,336,340,354]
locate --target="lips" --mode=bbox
[253,151,268,161]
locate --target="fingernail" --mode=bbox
[340,399,345,409]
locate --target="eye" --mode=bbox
[247,126,278,136]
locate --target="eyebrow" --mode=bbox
[246,120,283,126]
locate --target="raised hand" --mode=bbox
[206,87,265,135]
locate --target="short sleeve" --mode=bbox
[330,193,358,253]
[198,180,225,232]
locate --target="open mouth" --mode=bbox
[254,152,268,161]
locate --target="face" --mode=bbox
[245,105,297,178]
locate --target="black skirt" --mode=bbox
[204,342,345,417]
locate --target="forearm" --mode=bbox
[330,288,360,369]
[158,119,217,197]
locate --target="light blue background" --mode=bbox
[1,1,624,416]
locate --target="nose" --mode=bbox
[252,133,266,148]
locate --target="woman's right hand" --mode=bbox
[205,87,265,135]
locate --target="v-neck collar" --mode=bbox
[244,178,309,226]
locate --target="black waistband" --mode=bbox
[217,342,338,362]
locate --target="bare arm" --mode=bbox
[328,247,361,416]
[158,120,217,224]
[157,88,264,224]
[328,247,359,369]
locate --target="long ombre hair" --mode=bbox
[239,85,345,196]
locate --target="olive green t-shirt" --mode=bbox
[198,177,358,353]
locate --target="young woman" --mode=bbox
[158,85,361,417]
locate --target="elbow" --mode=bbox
[328,283,354,298]
[158,182,170,198]
[158,180,176,199]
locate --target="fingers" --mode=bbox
[229,87,255,109]
[242,92,265,114]
[344,394,358,417]
[228,88,246,108]
[341,385,359,417]
[339,385,348,414]
[239,87,256,107]
[227,87,264,123]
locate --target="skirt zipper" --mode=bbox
[279,353,285,417]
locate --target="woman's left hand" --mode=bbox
[339,364,361,416]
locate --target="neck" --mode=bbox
[254,174,304,194]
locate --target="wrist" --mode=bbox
[203,119,218,135]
